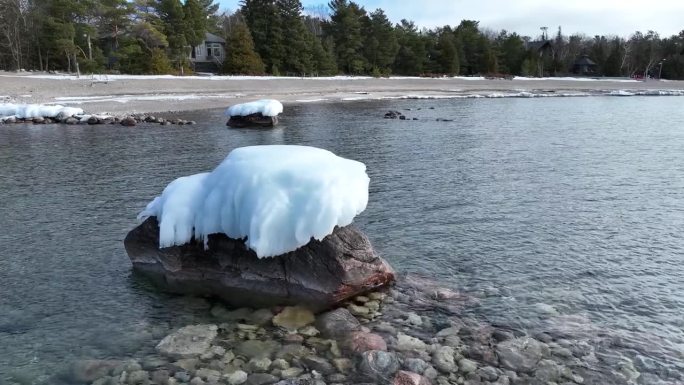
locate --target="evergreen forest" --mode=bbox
[0,0,682,79]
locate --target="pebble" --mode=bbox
[404,358,429,374]
[272,306,315,330]
[332,358,353,374]
[280,367,304,378]
[406,313,423,326]
[458,358,478,374]
[397,333,427,351]
[226,370,248,385]
[348,304,370,316]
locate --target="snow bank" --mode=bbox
[225,99,283,117]
[139,145,369,258]
[0,103,83,118]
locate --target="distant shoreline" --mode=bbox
[2,72,683,115]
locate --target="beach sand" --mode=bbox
[1,71,683,115]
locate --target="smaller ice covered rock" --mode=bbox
[225,99,283,127]
[225,99,283,117]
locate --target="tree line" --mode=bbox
[1,0,682,79]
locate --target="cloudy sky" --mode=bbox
[216,0,684,38]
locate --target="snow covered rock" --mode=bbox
[0,103,83,119]
[124,216,395,310]
[138,145,369,258]
[225,99,283,117]
[225,99,283,128]
[126,145,394,309]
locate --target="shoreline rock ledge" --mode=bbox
[124,216,395,311]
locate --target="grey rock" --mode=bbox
[274,344,312,361]
[174,371,191,382]
[150,369,170,385]
[432,346,457,373]
[423,366,438,380]
[534,360,562,382]
[302,356,335,375]
[246,373,279,385]
[156,324,218,358]
[403,358,429,374]
[236,340,280,359]
[279,367,304,379]
[67,359,120,383]
[247,357,272,373]
[495,337,547,373]
[121,116,137,126]
[271,359,290,370]
[332,358,353,374]
[126,370,150,385]
[250,309,275,325]
[477,366,499,381]
[458,359,477,374]
[396,333,427,352]
[316,308,361,339]
[196,368,221,381]
[358,350,400,383]
[227,370,249,385]
[406,313,422,326]
[125,218,395,311]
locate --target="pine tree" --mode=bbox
[222,21,265,75]
[310,34,337,75]
[325,0,367,74]
[393,20,427,75]
[241,0,284,73]
[156,0,187,72]
[363,9,398,75]
[436,28,459,75]
[277,0,312,75]
[183,0,206,48]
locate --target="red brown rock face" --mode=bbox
[124,217,395,311]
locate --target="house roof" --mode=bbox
[205,32,226,44]
[528,40,553,53]
[574,55,597,66]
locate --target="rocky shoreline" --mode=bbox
[0,113,196,127]
[65,276,626,385]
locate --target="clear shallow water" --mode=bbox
[1,96,684,383]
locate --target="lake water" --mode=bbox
[1,96,684,384]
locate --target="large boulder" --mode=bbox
[227,113,278,128]
[124,217,394,311]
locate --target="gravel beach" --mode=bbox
[2,71,683,115]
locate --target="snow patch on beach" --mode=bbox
[138,145,369,258]
[53,93,242,105]
[514,76,640,83]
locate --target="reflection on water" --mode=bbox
[1,96,684,383]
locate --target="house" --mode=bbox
[572,55,598,75]
[190,32,226,73]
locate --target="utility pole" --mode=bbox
[658,59,666,79]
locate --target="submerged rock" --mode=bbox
[358,350,400,384]
[124,217,394,311]
[272,306,315,330]
[495,337,548,373]
[155,324,218,358]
